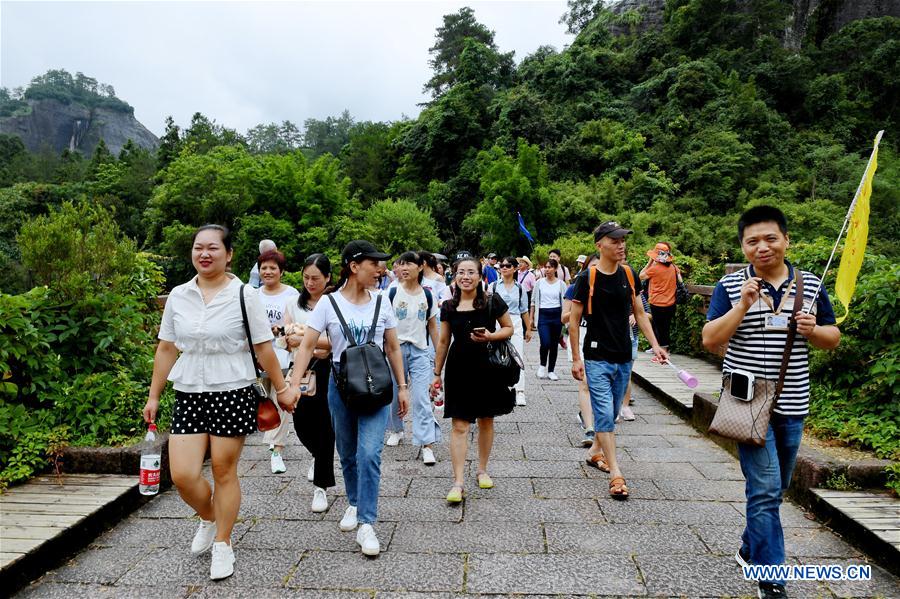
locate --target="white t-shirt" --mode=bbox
[390,284,439,349]
[422,275,447,306]
[159,275,273,392]
[260,285,300,368]
[306,289,397,363]
[537,278,565,309]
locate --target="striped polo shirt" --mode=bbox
[706,261,836,416]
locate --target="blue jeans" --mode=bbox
[388,343,442,446]
[738,414,805,585]
[327,372,390,525]
[584,360,632,433]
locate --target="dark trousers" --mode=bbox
[293,358,336,489]
[650,303,676,348]
[537,307,563,372]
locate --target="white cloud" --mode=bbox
[1,1,571,135]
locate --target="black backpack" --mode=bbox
[328,293,393,414]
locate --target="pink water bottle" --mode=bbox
[139,424,161,495]
[665,360,699,389]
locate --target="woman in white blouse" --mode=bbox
[289,240,409,558]
[142,225,299,582]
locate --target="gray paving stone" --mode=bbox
[380,459,463,479]
[636,553,756,597]
[322,495,463,523]
[792,558,900,598]
[665,434,724,450]
[238,475,292,494]
[474,459,584,478]
[466,554,645,595]
[45,546,150,584]
[598,498,745,525]
[191,587,369,599]
[407,476,534,498]
[635,413,686,425]
[691,461,746,480]
[391,520,544,553]
[533,478,664,500]
[17,583,189,598]
[289,551,464,592]
[240,519,395,552]
[523,445,634,462]
[581,461,705,480]
[517,421,571,437]
[131,490,196,519]
[464,497,603,523]
[693,524,863,559]
[626,447,733,463]
[545,523,708,554]
[613,434,673,448]
[610,423,695,436]
[653,479,747,501]
[240,492,328,520]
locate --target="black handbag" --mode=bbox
[484,294,523,387]
[328,293,394,414]
[675,267,691,305]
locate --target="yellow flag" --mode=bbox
[833,133,881,323]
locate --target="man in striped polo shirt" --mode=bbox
[703,206,840,599]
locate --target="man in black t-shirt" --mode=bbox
[569,221,668,499]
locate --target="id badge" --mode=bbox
[765,313,790,331]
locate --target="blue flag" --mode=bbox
[517,212,535,244]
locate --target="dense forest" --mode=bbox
[0,1,897,487]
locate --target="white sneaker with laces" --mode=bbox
[386,432,403,446]
[339,505,358,531]
[536,366,547,379]
[356,523,380,556]
[515,392,527,406]
[422,447,436,465]
[209,541,235,580]
[270,450,287,474]
[190,519,217,555]
[620,406,636,421]
[547,371,559,381]
[307,462,315,482]
[311,487,328,512]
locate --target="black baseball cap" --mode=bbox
[341,240,390,266]
[454,250,473,262]
[593,221,633,241]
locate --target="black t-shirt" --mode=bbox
[571,266,640,364]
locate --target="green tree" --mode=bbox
[303,110,354,157]
[340,121,403,206]
[246,120,302,154]
[362,199,442,257]
[156,116,182,171]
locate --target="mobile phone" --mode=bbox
[472,327,487,334]
[729,370,754,402]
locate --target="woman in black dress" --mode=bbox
[431,257,515,503]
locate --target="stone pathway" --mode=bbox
[15,344,900,598]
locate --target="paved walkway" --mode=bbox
[15,344,900,598]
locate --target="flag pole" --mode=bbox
[804,130,883,313]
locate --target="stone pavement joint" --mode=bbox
[14,343,900,597]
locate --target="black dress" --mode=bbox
[440,294,515,422]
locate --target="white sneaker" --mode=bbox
[515,392,527,406]
[356,523,380,556]
[190,519,217,555]
[311,487,328,513]
[422,447,436,465]
[547,371,559,381]
[536,366,547,379]
[620,406,636,421]
[307,462,315,482]
[339,505,358,531]
[386,432,403,446]
[209,541,235,580]
[270,450,286,474]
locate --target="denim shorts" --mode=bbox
[584,360,633,433]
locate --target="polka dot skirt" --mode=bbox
[172,386,257,437]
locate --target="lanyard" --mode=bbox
[760,276,795,315]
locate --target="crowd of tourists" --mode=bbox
[142,206,840,599]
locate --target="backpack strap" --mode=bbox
[388,287,397,305]
[366,293,382,344]
[588,266,635,316]
[327,293,358,348]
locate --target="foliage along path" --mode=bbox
[16,342,900,597]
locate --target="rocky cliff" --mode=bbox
[607,0,900,44]
[0,98,158,156]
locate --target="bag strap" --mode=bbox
[588,266,634,316]
[388,286,397,305]
[366,293,382,344]
[238,284,262,379]
[327,293,358,348]
[775,270,804,397]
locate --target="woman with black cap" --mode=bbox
[289,240,409,557]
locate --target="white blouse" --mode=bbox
[158,275,274,393]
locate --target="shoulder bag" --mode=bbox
[484,294,524,387]
[708,270,803,447]
[328,293,394,414]
[239,284,281,432]
[675,266,691,305]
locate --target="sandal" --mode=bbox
[476,472,494,489]
[609,476,629,499]
[446,484,464,504]
[585,452,610,473]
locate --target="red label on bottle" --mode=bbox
[140,454,161,485]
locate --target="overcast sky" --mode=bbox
[1,1,572,136]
